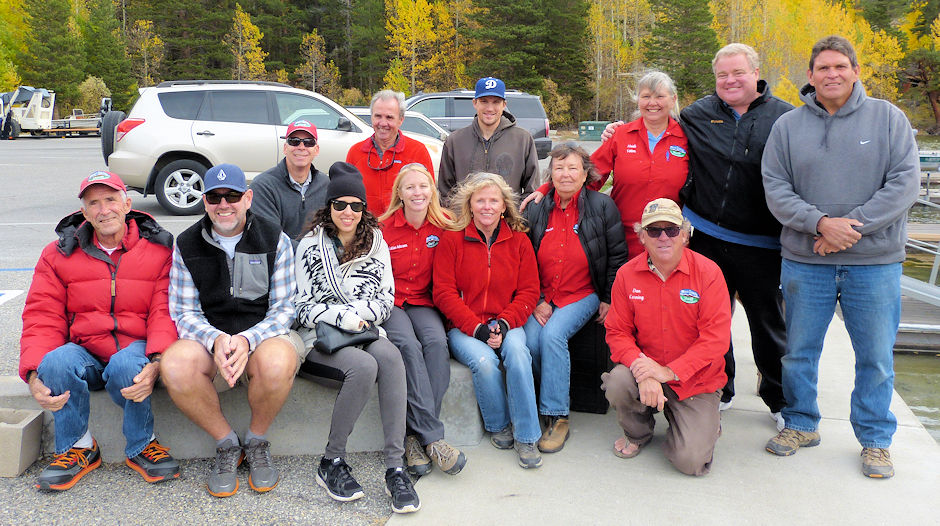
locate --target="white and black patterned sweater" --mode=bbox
[294,226,394,349]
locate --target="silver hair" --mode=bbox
[712,43,760,72]
[370,90,406,119]
[635,70,680,119]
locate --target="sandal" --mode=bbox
[613,436,642,459]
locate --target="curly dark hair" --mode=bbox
[297,204,380,264]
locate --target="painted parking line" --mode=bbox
[0,290,24,306]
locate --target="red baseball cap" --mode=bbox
[284,119,318,140]
[78,170,127,198]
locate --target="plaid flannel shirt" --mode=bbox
[169,231,296,353]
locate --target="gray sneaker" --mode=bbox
[514,441,542,469]
[490,426,514,449]
[244,438,279,492]
[861,447,894,479]
[207,439,243,497]
[765,428,821,456]
[404,435,432,476]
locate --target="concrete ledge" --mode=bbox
[0,360,483,463]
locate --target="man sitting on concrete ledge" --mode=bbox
[601,198,731,476]
[19,171,181,490]
[161,163,306,497]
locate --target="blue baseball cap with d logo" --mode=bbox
[474,77,505,99]
[204,163,247,192]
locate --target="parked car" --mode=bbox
[101,80,443,215]
[405,89,552,158]
[347,106,449,142]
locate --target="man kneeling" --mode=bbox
[601,198,731,475]
[161,164,305,497]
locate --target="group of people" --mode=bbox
[18,34,918,516]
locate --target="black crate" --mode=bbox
[568,319,611,414]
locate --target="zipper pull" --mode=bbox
[111,278,116,297]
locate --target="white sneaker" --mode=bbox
[718,400,733,411]
[771,412,785,432]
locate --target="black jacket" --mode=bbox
[680,80,793,237]
[249,158,328,242]
[523,188,628,304]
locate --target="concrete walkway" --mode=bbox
[392,309,940,525]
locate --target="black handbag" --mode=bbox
[314,321,379,354]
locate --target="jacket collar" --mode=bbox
[462,218,512,244]
[622,116,685,138]
[798,79,867,117]
[55,209,170,256]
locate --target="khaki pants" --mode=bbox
[601,364,720,476]
[212,331,307,392]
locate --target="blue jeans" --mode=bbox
[523,293,600,416]
[37,341,153,458]
[779,259,899,448]
[448,327,540,443]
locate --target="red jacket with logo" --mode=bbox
[604,249,730,400]
[19,211,178,381]
[381,209,444,308]
[347,133,434,215]
[589,117,689,257]
[432,221,539,335]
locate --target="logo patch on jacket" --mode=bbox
[425,235,439,248]
[668,145,687,158]
[679,289,700,304]
[249,258,262,265]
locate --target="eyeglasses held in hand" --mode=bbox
[204,191,244,204]
[331,200,365,212]
[644,225,681,238]
[285,137,317,147]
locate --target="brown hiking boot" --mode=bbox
[425,439,467,475]
[404,435,431,476]
[861,447,894,478]
[765,428,821,456]
[538,416,570,453]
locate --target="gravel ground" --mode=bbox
[1,451,397,525]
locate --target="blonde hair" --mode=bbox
[449,172,528,233]
[378,163,453,229]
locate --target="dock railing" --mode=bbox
[903,154,940,332]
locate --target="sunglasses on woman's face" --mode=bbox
[286,137,317,147]
[204,191,244,204]
[644,225,681,238]
[331,200,365,212]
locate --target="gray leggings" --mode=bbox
[382,305,451,445]
[303,336,407,468]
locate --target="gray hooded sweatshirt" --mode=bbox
[761,80,919,265]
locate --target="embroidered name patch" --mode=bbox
[679,289,700,304]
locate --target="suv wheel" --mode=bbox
[155,159,208,215]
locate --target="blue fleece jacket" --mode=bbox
[761,80,919,265]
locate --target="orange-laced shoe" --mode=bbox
[126,439,181,483]
[36,439,102,491]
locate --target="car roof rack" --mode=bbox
[155,80,291,88]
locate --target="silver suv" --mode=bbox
[101,80,443,215]
[405,89,551,158]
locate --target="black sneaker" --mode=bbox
[125,440,180,483]
[316,457,364,502]
[36,439,102,491]
[385,467,421,514]
[244,438,279,492]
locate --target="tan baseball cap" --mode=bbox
[640,198,684,227]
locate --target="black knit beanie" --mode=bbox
[327,162,367,204]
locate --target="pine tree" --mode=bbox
[466,0,547,93]
[19,0,86,108]
[126,19,164,87]
[644,0,719,100]
[350,0,390,94]
[541,0,591,120]
[81,0,134,109]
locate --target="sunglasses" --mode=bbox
[644,225,681,238]
[285,137,317,147]
[204,191,244,204]
[331,200,365,212]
